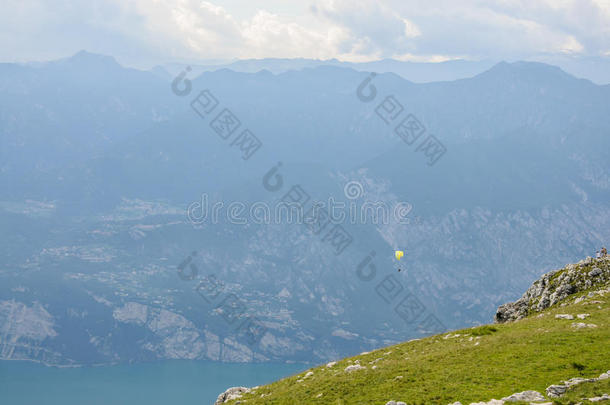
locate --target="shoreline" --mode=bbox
[0,357,312,369]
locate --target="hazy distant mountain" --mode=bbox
[0,51,176,178]
[0,51,608,366]
[534,55,610,85]
[161,58,498,83]
[160,56,610,85]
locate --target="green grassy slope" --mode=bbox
[223,258,609,405]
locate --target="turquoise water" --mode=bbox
[0,360,306,405]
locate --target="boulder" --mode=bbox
[494,299,528,323]
[501,390,545,402]
[344,364,365,372]
[546,384,567,398]
[215,387,251,405]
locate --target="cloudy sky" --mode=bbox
[2,0,610,67]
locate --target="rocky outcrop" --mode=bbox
[495,257,610,323]
[214,387,251,404]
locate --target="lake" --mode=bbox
[0,360,307,405]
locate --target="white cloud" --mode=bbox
[0,0,608,65]
[240,10,342,59]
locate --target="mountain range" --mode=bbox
[0,51,608,366]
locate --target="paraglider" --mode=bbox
[395,250,404,272]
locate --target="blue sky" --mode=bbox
[2,0,609,67]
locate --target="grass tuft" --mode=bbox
[470,325,498,336]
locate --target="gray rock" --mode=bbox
[494,299,529,323]
[501,390,545,402]
[563,377,596,387]
[571,322,597,329]
[546,384,568,398]
[344,364,365,372]
[215,387,251,404]
[555,314,575,320]
[589,267,602,277]
[588,393,610,402]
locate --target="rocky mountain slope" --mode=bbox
[214,256,609,404]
